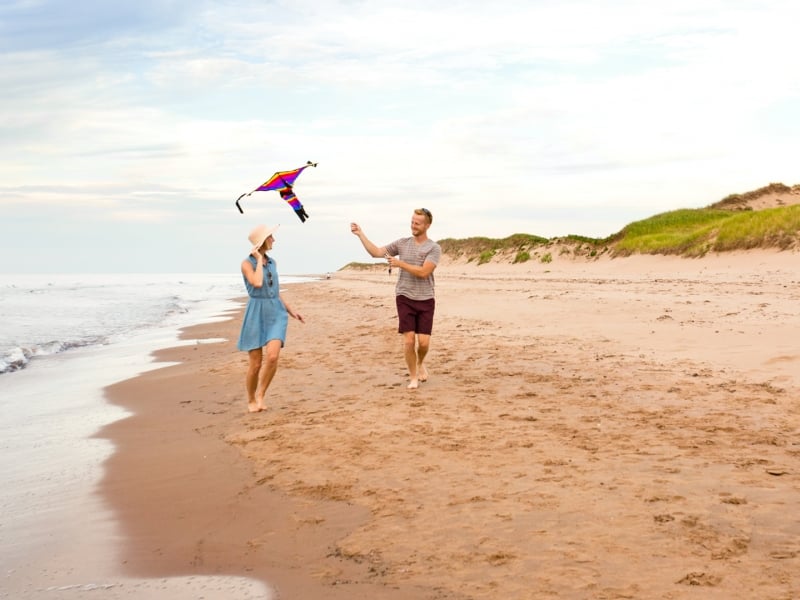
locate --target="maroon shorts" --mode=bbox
[396,295,435,335]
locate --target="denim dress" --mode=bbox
[237,256,288,350]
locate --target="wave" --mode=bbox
[0,337,108,375]
[0,274,263,377]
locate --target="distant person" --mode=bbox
[350,208,441,389]
[237,224,305,412]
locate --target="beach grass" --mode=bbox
[341,183,800,270]
[613,204,800,256]
[441,184,799,262]
[438,233,549,260]
[714,205,800,251]
[435,204,799,265]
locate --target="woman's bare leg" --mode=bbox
[246,348,263,412]
[256,339,282,410]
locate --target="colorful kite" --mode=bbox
[235,161,317,222]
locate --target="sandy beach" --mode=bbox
[100,250,800,599]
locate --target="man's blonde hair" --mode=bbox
[415,208,433,224]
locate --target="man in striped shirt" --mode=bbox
[350,208,441,389]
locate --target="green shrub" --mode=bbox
[513,250,531,264]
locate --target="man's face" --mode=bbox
[410,214,429,236]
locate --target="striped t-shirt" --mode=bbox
[385,237,441,300]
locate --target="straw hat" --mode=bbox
[248,224,279,250]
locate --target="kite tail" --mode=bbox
[235,192,247,214]
[294,206,309,222]
[280,188,309,223]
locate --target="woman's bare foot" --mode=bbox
[418,364,429,382]
[407,379,419,390]
[247,399,261,413]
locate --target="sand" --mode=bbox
[101,250,800,599]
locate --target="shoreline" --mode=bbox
[0,318,272,600]
[100,251,800,599]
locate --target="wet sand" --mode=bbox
[0,328,271,600]
[100,251,800,599]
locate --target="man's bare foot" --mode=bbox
[407,379,419,390]
[418,364,428,382]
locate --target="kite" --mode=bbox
[235,161,317,222]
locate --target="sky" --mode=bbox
[1,0,799,275]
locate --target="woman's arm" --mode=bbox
[241,253,264,287]
[280,294,306,323]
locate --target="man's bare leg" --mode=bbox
[417,334,430,382]
[402,331,419,389]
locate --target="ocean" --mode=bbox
[0,273,248,375]
[0,273,311,599]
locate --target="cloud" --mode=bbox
[1,0,799,273]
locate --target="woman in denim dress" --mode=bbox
[238,224,305,412]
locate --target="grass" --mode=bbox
[613,205,800,256]
[437,231,614,264]
[439,234,550,266]
[441,204,799,264]
[513,250,531,264]
[340,261,387,270]
[338,184,800,270]
[711,182,795,209]
[715,205,800,250]
[438,233,548,259]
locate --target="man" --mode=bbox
[351,208,441,389]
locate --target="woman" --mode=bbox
[237,224,305,413]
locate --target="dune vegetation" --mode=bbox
[340,183,800,269]
[611,204,800,257]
